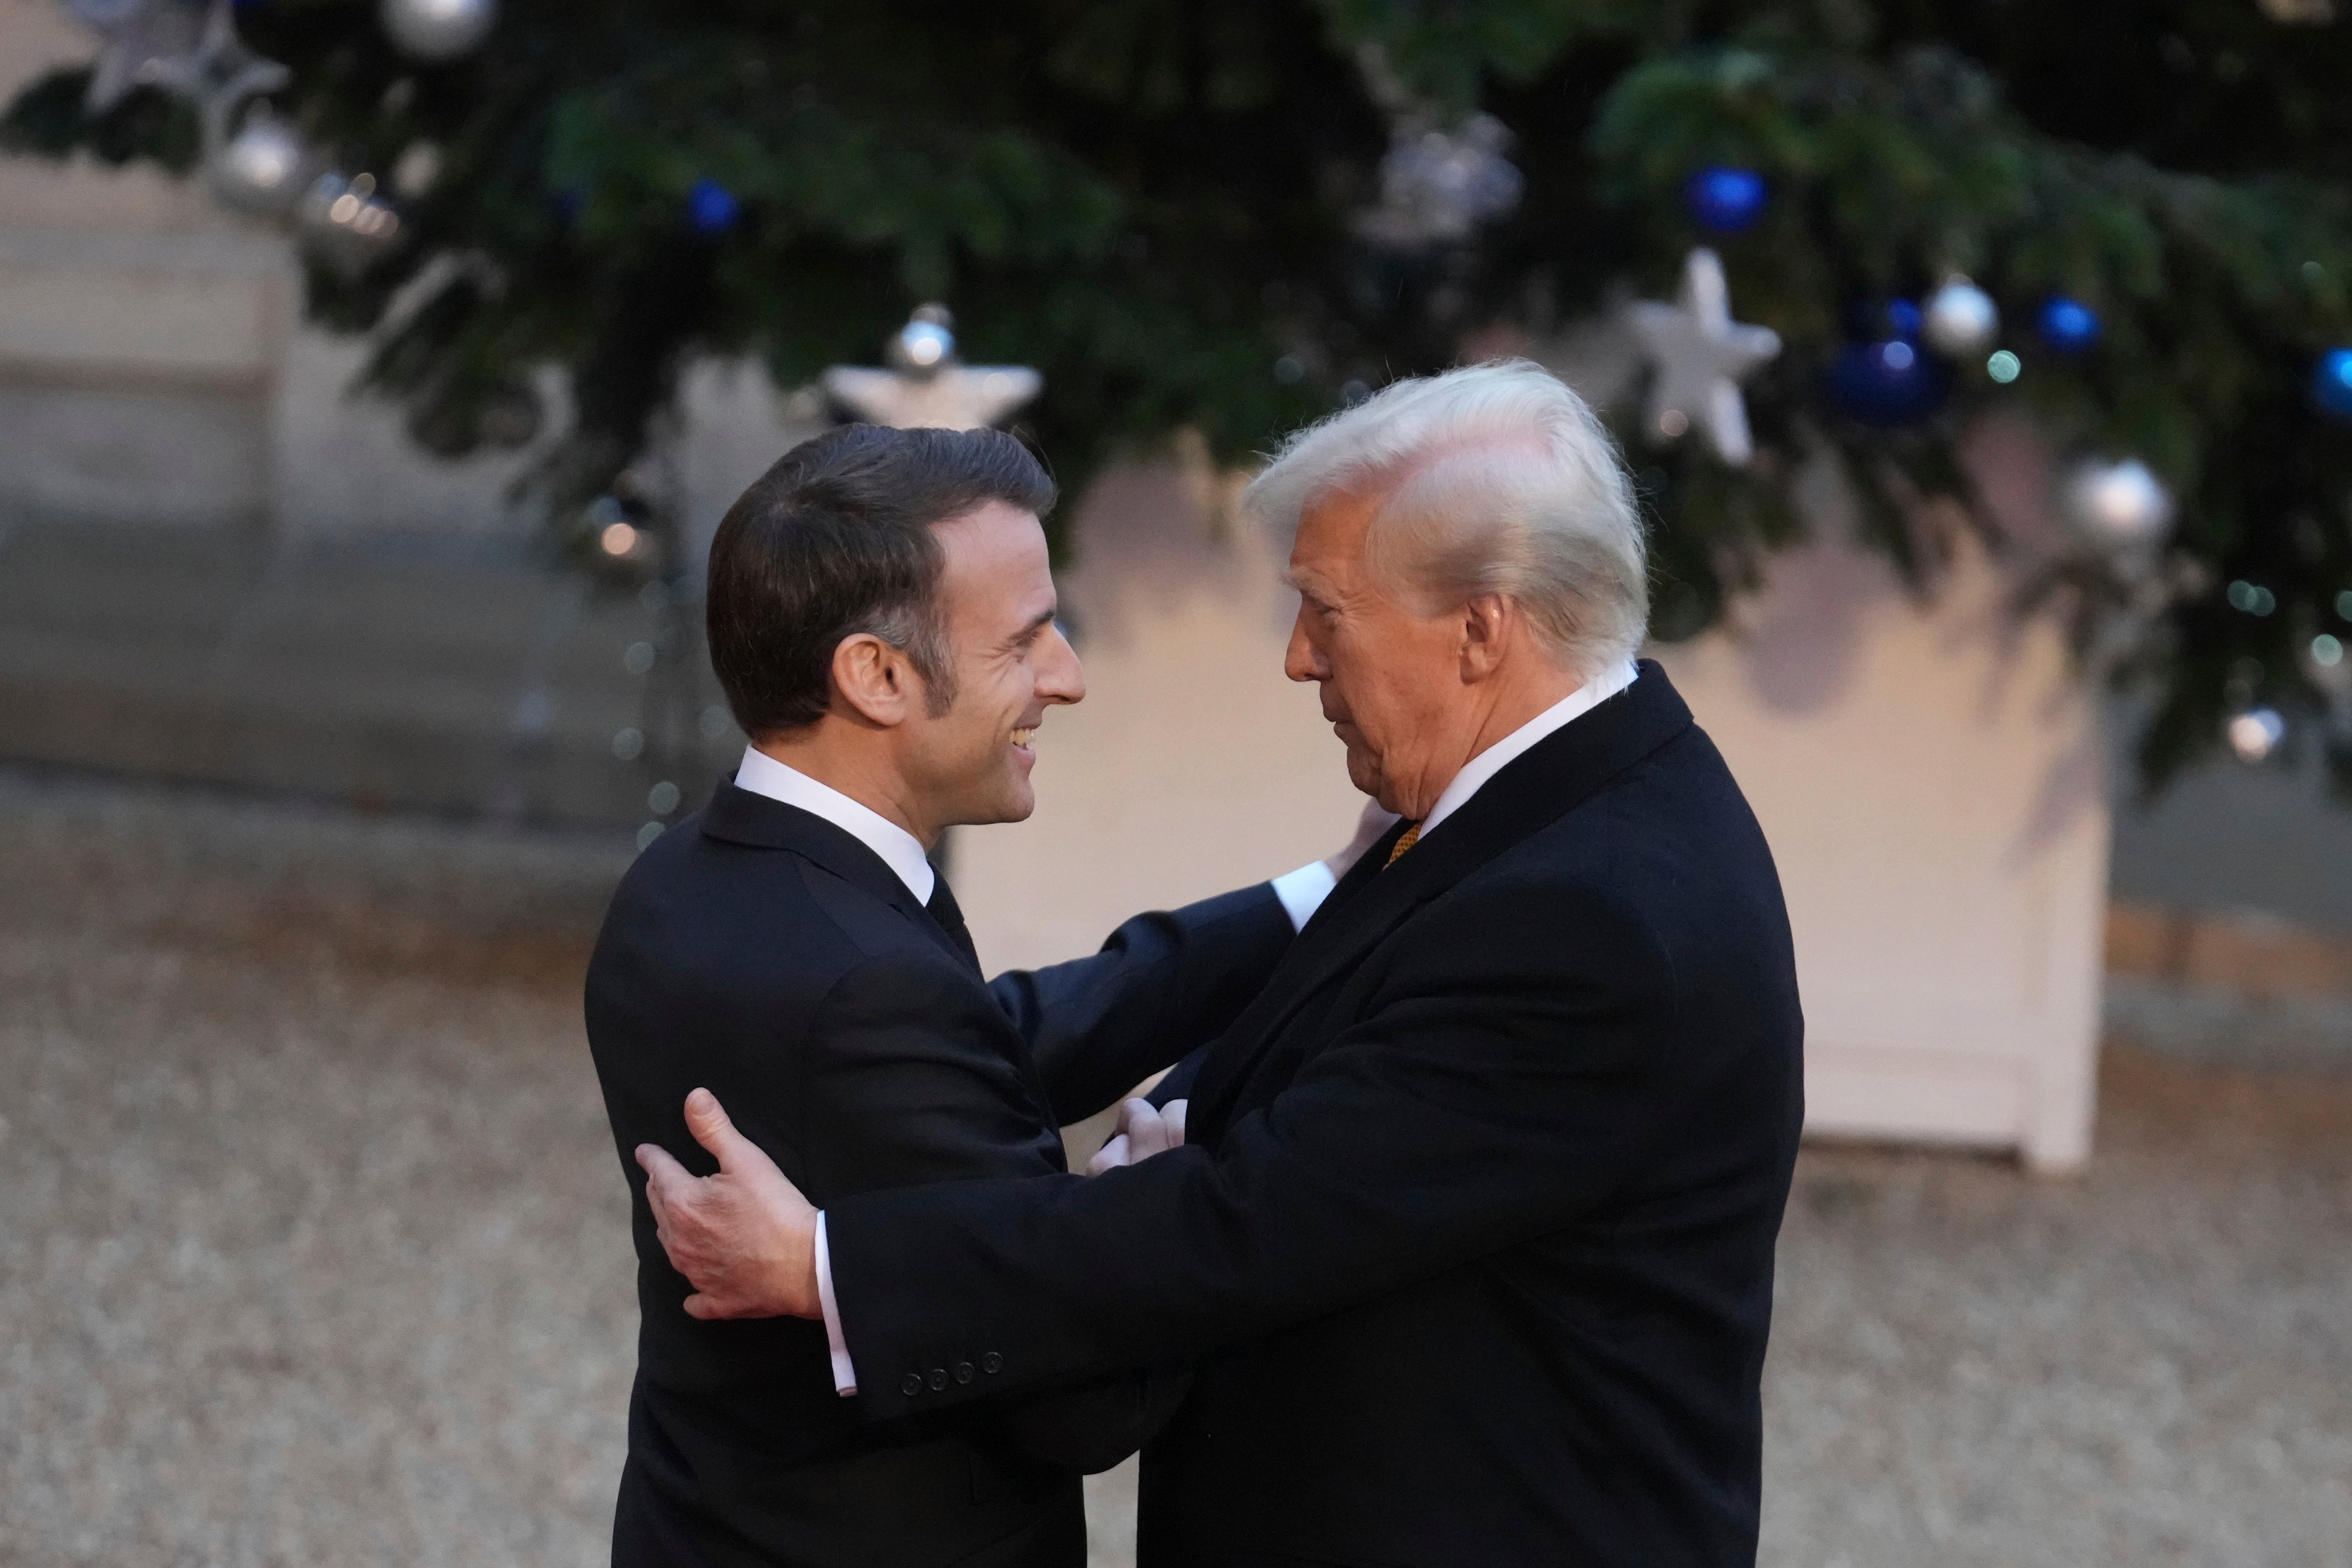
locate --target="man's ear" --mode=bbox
[1458,594,1513,682]
[829,633,914,727]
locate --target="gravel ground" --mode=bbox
[0,769,2346,1568]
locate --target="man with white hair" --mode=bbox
[638,361,1805,1566]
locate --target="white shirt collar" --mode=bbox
[732,745,936,905]
[1418,660,1641,840]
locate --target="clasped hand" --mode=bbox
[637,1088,1189,1320]
[1086,1095,1186,1176]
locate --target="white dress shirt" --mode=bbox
[804,658,1638,1396]
[734,745,936,905]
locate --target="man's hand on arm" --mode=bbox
[634,1087,823,1321]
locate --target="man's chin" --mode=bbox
[953,783,1036,829]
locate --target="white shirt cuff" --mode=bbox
[813,1211,857,1398]
[1269,861,1338,931]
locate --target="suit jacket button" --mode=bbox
[900,1372,923,1397]
[981,1352,1004,1374]
[954,1362,975,1385]
[928,1367,949,1391]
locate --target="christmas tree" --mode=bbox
[10,0,2352,792]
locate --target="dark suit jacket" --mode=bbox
[585,781,1296,1568]
[824,664,1806,1567]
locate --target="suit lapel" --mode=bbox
[1189,663,1694,1142]
[703,780,1063,1128]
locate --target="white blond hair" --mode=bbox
[1242,359,1647,675]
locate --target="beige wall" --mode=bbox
[1,0,280,524]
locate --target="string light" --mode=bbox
[2227,708,2285,763]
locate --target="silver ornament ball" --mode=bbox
[886,304,957,379]
[1922,276,2000,357]
[2058,456,2174,552]
[208,105,307,214]
[1360,113,1522,248]
[381,0,497,61]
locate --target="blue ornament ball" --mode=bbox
[2037,296,2100,353]
[2312,349,2352,420]
[686,178,740,237]
[1684,167,1768,235]
[1825,338,1952,427]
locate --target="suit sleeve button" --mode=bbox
[900,1372,923,1397]
[981,1352,1004,1374]
[954,1361,975,1385]
[927,1367,949,1391]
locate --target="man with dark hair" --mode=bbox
[585,423,1363,1568]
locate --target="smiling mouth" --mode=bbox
[1011,727,1036,747]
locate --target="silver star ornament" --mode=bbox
[1623,248,1782,466]
[821,307,1041,431]
[72,0,289,134]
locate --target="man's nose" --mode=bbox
[1283,607,1326,683]
[1039,622,1086,704]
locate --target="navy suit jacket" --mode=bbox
[585,782,1296,1568]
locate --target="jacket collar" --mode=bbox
[699,781,973,974]
[1189,660,1694,1140]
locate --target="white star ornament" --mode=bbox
[820,364,1042,432]
[74,0,288,124]
[1623,247,1782,466]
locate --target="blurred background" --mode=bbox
[3,0,2350,1563]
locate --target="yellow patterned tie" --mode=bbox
[1384,821,1421,868]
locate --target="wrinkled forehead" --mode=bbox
[1288,485,1385,573]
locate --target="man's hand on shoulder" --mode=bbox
[635,1088,822,1320]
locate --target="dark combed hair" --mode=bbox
[706,423,1056,737]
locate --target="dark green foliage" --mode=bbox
[11,0,2352,791]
